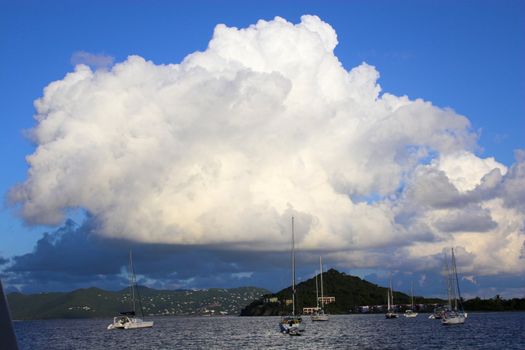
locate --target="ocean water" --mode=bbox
[14,312,525,349]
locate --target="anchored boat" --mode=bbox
[385,275,398,319]
[311,256,329,322]
[442,248,466,325]
[279,217,305,335]
[107,249,153,330]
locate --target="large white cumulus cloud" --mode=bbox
[10,16,525,277]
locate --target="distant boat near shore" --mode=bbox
[311,256,329,322]
[279,217,306,335]
[385,275,398,319]
[404,282,418,318]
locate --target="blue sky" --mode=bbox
[1,0,524,297]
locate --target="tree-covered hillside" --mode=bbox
[8,286,269,320]
[241,269,442,316]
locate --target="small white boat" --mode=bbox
[278,217,305,335]
[108,250,154,330]
[385,275,398,319]
[442,310,466,325]
[311,309,329,321]
[404,310,417,318]
[311,256,329,322]
[385,311,399,319]
[404,282,418,318]
[279,315,306,334]
[441,248,466,326]
[107,314,154,330]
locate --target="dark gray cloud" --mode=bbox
[501,154,525,212]
[3,218,297,293]
[404,167,466,209]
[434,206,498,233]
[3,216,523,298]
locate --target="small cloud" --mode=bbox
[463,275,477,284]
[70,51,114,69]
[231,272,253,279]
[434,206,498,233]
[493,133,508,144]
[418,273,426,287]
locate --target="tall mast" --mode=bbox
[411,281,414,309]
[320,256,324,311]
[444,250,453,309]
[315,272,319,310]
[291,216,296,316]
[390,275,394,309]
[387,275,392,311]
[451,248,462,311]
[129,249,136,314]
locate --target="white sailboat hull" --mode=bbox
[279,323,305,333]
[107,316,154,330]
[311,313,329,321]
[124,319,154,329]
[279,317,306,333]
[404,310,418,318]
[441,314,465,325]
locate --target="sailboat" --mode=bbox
[279,217,305,335]
[311,256,329,321]
[442,248,466,325]
[404,282,418,318]
[385,275,398,319]
[107,249,154,330]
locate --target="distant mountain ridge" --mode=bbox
[8,286,269,320]
[9,270,524,319]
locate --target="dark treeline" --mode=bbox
[463,295,525,311]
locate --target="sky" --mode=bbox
[1,0,524,299]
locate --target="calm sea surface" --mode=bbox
[14,312,525,349]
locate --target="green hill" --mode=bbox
[7,286,269,320]
[241,269,443,316]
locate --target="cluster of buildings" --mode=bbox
[303,296,336,314]
[353,303,441,314]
